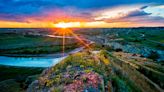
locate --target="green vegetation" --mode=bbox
[1,44,77,54]
[110,52,164,91]
[0,28,163,92]
[112,75,133,92]
[28,50,163,92]
[0,65,44,91]
[0,65,43,81]
[0,79,22,92]
[118,29,164,50]
[28,50,111,91]
[0,33,80,55]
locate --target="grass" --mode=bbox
[1,44,78,54]
[0,79,22,92]
[107,52,163,91]
[136,63,164,89]
[111,75,133,92]
[111,51,164,89]
[0,33,80,55]
[29,50,162,92]
[0,65,44,92]
[118,29,164,50]
[0,28,163,91]
[0,65,44,82]
[29,50,112,91]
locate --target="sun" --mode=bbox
[54,22,81,28]
[52,21,90,56]
[54,22,73,28]
[55,28,72,36]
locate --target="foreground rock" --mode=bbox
[27,50,164,92]
[27,51,110,92]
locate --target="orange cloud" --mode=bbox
[0,5,164,28]
[0,20,53,28]
[0,20,163,28]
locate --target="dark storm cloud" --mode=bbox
[140,6,149,9]
[125,10,152,18]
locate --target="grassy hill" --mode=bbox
[27,50,164,92]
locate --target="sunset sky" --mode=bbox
[0,0,164,28]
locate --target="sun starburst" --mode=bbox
[53,22,91,56]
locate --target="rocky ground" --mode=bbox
[27,50,164,92]
[27,50,110,92]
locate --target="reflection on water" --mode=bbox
[0,47,84,67]
[0,56,66,67]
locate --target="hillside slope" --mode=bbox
[27,50,164,92]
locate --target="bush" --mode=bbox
[148,51,159,61]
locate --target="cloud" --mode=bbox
[124,10,152,18]
[0,0,163,14]
[0,0,163,27]
[94,4,149,20]
[143,5,164,18]
[93,4,164,26]
[140,6,148,9]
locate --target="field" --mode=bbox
[0,28,163,92]
[75,28,164,50]
[0,32,80,55]
[28,50,164,92]
[75,28,164,62]
[0,65,44,91]
[0,30,81,91]
[118,28,164,50]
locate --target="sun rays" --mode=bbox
[54,22,91,56]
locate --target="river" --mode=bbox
[0,47,84,67]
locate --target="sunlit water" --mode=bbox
[0,56,66,67]
[0,47,84,67]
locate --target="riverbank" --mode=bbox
[0,65,44,92]
[0,47,86,91]
[0,46,85,67]
[0,47,84,58]
[105,41,164,62]
[0,32,80,55]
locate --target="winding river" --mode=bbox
[0,47,84,67]
[0,33,93,67]
[0,56,66,67]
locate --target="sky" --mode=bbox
[0,0,164,28]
